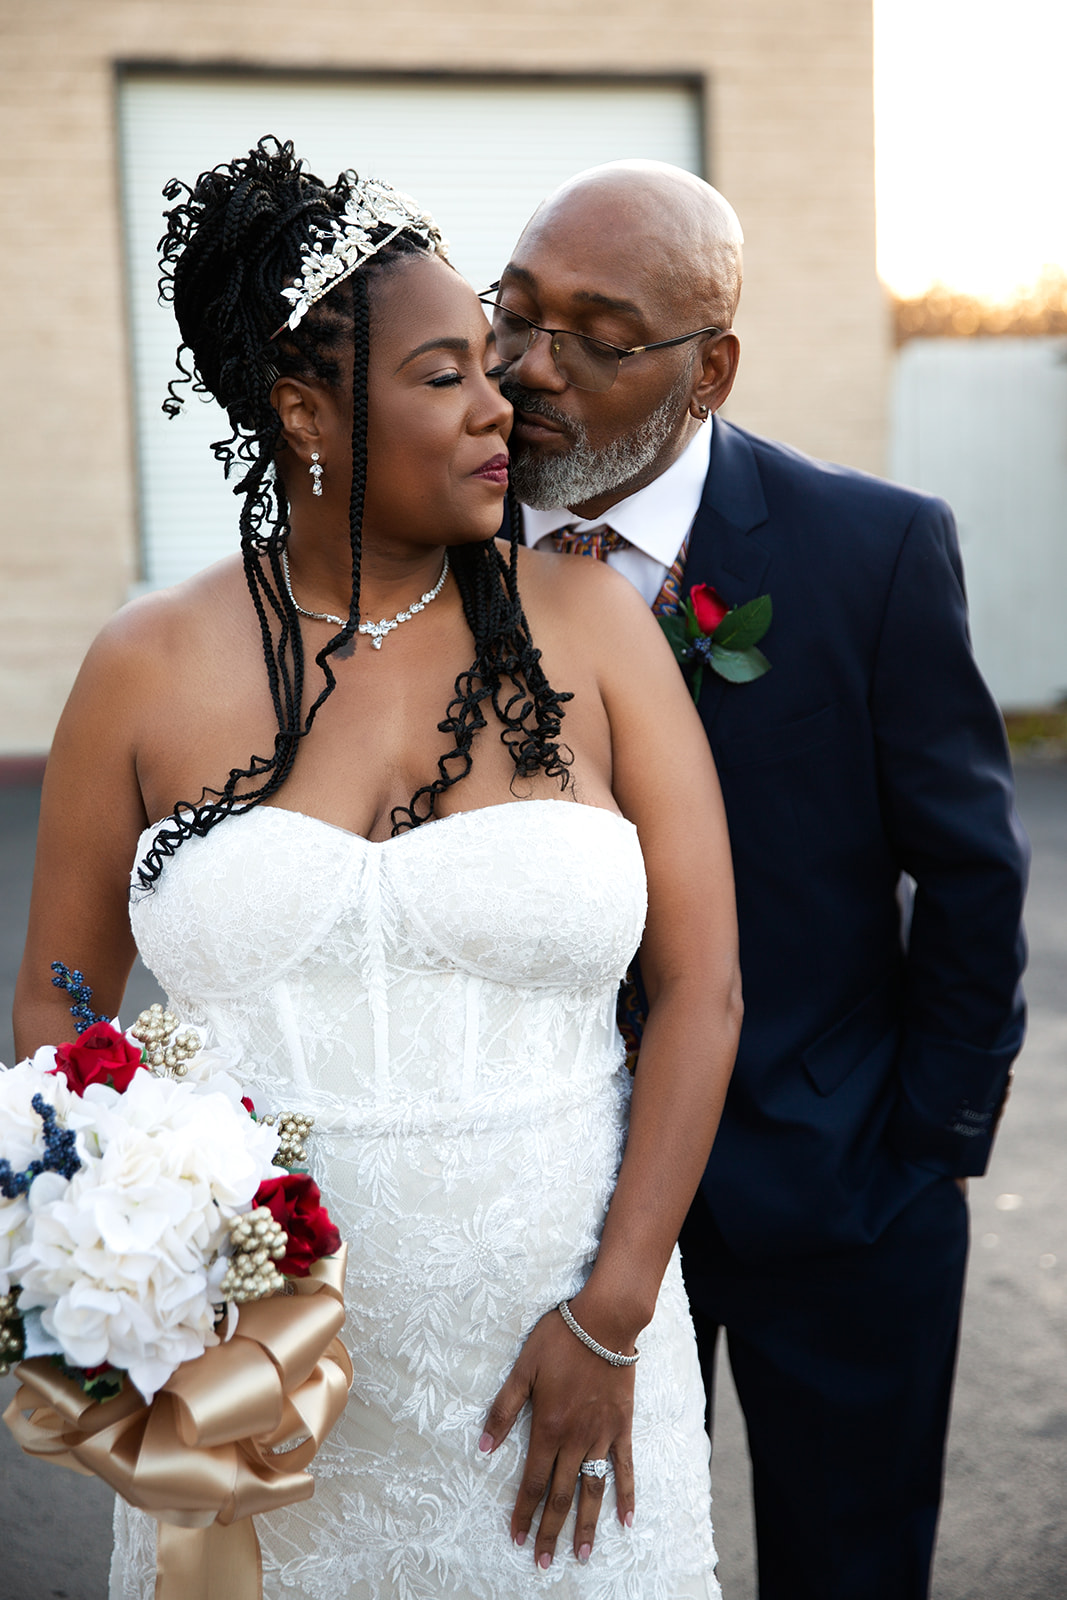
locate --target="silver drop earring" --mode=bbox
[310,452,324,497]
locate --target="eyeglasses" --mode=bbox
[479,283,723,394]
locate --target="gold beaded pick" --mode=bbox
[0,1289,25,1376]
[261,1111,316,1168]
[218,1206,289,1303]
[130,1002,201,1076]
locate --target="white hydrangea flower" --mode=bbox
[0,1059,80,1294]
[12,1073,279,1401]
[151,1030,252,1113]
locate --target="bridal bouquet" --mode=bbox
[1,971,352,1600]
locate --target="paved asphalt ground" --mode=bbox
[1,763,1064,1600]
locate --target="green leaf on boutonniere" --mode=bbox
[659,614,689,656]
[711,594,773,652]
[709,644,771,683]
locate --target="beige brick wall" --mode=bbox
[0,0,885,754]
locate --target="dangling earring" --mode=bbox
[310,452,324,497]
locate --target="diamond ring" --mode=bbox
[579,1458,611,1479]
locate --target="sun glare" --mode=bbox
[874,0,1067,301]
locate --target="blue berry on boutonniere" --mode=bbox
[659,583,772,702]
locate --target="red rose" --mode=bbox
[254,1173,341,1277]
[241,1096,256,1115]
[690,583,730,635]
[50,1022,147,1095]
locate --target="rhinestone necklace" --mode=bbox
[280,547,450,650]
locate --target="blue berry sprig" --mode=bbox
[50,961,106,1034]
[0,1093,82,1199]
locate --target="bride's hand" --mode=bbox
[479,1301,637,1569]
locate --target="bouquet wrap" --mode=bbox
[4,1247,352,1600]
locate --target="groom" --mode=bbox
[491,162,1028,1599]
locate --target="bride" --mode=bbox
[14,138,741,1599]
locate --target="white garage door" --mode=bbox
[119,73,702,589]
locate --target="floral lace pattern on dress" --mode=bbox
[112,801,720,1600]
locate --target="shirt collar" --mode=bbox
[521,417,713,563]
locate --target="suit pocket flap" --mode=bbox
[714,702,841,771]
[802,984,898,1097]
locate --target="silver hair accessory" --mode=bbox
[309,451,323,496]
[579,1459,612,1480]
[558,1300,640,1367]
[280,545,450,650]
[273,176,446,337]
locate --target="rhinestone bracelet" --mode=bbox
[557,1300,640,1367]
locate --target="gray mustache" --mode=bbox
[499,381,578,444]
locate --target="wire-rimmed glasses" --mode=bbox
[479,283,723,393]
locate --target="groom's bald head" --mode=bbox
[517,160,744,330]
[497,161,744,516]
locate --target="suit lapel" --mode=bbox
[682,420,772,728]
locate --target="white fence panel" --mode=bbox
[890,337,1067,709]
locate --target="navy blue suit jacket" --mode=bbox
[677,420,1028,1260]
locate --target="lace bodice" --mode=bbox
[113,800,720,1600]
[131,800,646,1117]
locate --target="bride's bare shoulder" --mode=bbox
[507,539,647,617]
[506,540,663,663]
[88,554,253,672]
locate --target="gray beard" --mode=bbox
[502,371,692,511]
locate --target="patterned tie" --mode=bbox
[550,523,629,560]
[652,530,691,617]
[550,523,690,618]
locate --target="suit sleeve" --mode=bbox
[871,497,1029,1175]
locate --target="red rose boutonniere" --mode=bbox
[659,583,772,702]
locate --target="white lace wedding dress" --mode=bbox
[112,799,720,1599]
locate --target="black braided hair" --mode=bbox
[135,137,570,889]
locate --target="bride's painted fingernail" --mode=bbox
[625,1510,634,1529]
[578,1543,592,1564]
[514,1531,526,1547]
[538,1552,552,1570]
[478,1432,494,1453]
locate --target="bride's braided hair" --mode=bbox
[136,137,570,889]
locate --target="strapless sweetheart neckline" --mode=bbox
[137,795,635,852]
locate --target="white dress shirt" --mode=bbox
[521,419,713,605]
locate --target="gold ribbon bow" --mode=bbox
[3,1247,352,1600]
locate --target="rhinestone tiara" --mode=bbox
[273,175,446,337]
